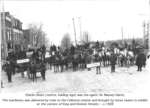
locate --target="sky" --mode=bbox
[1,0,150,45]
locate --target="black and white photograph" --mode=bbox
[0,0,150,107]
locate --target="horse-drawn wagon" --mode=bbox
[14,49,47,81]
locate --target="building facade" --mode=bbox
[1,12,23,59]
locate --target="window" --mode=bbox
[17,34,18,41]
[7,32,9,40]
[16,33,18,41]
[9,32,10,40]
[10,31,11,41]
[15,33,16,41]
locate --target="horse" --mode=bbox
[100,51,108,67]
[53,53,61,73]
[72,53,80,71]
[28,49,46,82]
[127,51,135,66]
[78,52,87,70]
[118,50,127,67]
[118,49,134,67]
[105,51,111,66]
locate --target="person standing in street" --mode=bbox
[136,52,146,71]
[110,51,117,73]
[4,59,13,83]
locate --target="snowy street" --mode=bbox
[1,59,150,94]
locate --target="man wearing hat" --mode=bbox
[4,58,13,82]
[136,52,146,71]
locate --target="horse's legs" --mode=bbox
[61,64,63,72]
[21,71,24,78]
[65,63,68,71]
[34,72,37,82]
[33,73,35,82]
[50,63,52,70]
[41,71,45,80]
[54,65,56,72]
[31,73,34,82]
[56,64,58,72]
[73,62,75,71]
[27,69,30,79]
[103,60,105,67]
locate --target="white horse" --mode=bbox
[127,51,135,65]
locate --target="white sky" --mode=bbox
[1,0,150,45]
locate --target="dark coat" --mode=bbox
[3,62,13,78]
[29,62,36,74]
[110,53,117,65]
[136,53,146,66]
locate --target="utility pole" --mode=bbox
[0,0,2,89]
[1,0,7,89]
[149,22,150,51]
[2,0,8,59]
[121,27,124,45]
[143,21,146,46]
[147,23,149,49]
[72,18,77,46]
[78,17,82,41]
[148,0,150,52]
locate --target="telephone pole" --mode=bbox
[72,18,77,46]
[0,0,2,89]
[121,27,124,45]
[78,17,82,41]
[147,23,149,49]
[1,0,8,59]
[148,0,150,51]
[143,21,146,46]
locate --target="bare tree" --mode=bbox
[61,33,71,50]
[28,23,46,48]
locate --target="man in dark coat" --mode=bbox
[136,52,146,71]
[4,60,13,82]
[110,52,117,72]
[40,61,46,80]
[29,58,37,82]
[8,52,16,75]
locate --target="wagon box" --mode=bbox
[26,51,33,57]
[16,59,30,74]
[87,62,101,74]
[87,62,100,68]
[17,59,30,64]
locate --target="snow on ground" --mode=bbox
[1,59,150,94]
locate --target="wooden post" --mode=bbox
[72,18,77,46]
[2,0,8,59]
[143,21,146,46]
[78,17,82,42]
[121,27,124,45]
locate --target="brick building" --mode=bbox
[1,12,23,59]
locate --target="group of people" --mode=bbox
[1,43,148,84]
